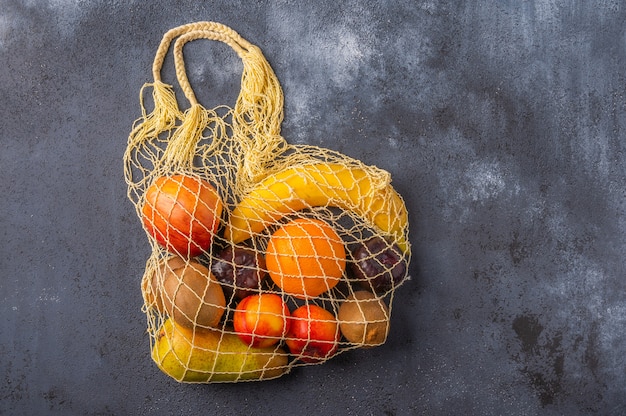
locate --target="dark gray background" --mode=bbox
[1,1,625,415]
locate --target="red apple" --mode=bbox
[285,304,340,363]
[233,294,291,348]
[142,175,223,258]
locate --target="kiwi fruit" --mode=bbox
[142,256,187,312]
[337,291,390,347]
[146,256,226,329]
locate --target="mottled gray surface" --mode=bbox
[1,1,625,415]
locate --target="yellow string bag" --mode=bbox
[124,22,412,383]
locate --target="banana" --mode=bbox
[225,163,410,252]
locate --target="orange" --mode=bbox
[265,218,346,298]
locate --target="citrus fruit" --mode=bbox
[265,218,346,298]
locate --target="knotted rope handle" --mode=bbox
[151,21,283,128]
[147,21,286,187]
[152,22,251,84]
[172,28,253,107]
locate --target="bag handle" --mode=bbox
[152,22,251,86]
[162,22,287,187]
[166,23,283,128]
[172,28,250,106]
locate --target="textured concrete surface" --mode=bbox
[1,1,625,415]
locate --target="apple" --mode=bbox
[285,304,340,363]
[142,175,223,258]
[233,294,291,348]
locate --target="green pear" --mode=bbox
[151,318,289,382]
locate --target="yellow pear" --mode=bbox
[151,318,289,382]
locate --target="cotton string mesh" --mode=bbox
[123,21,411,383]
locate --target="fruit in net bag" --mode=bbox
[338,291,390,346]
[265,218,346,299]
[142,256,187,311]
[285,304,340,363]
[152,319,288,382]
[210,246,267,301]
[142,175,223,258]
[124,21,412,383]
[233,294,291,348]
[147,256,226,329]
[350,236,407,293]
[225,163,409,253]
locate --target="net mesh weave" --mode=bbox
[124,21,411,383]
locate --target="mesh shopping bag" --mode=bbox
[123,21,411,383]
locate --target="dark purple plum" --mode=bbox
[211,246,266,301]
[350,237,407,293]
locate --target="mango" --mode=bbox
[151,318,289,382]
